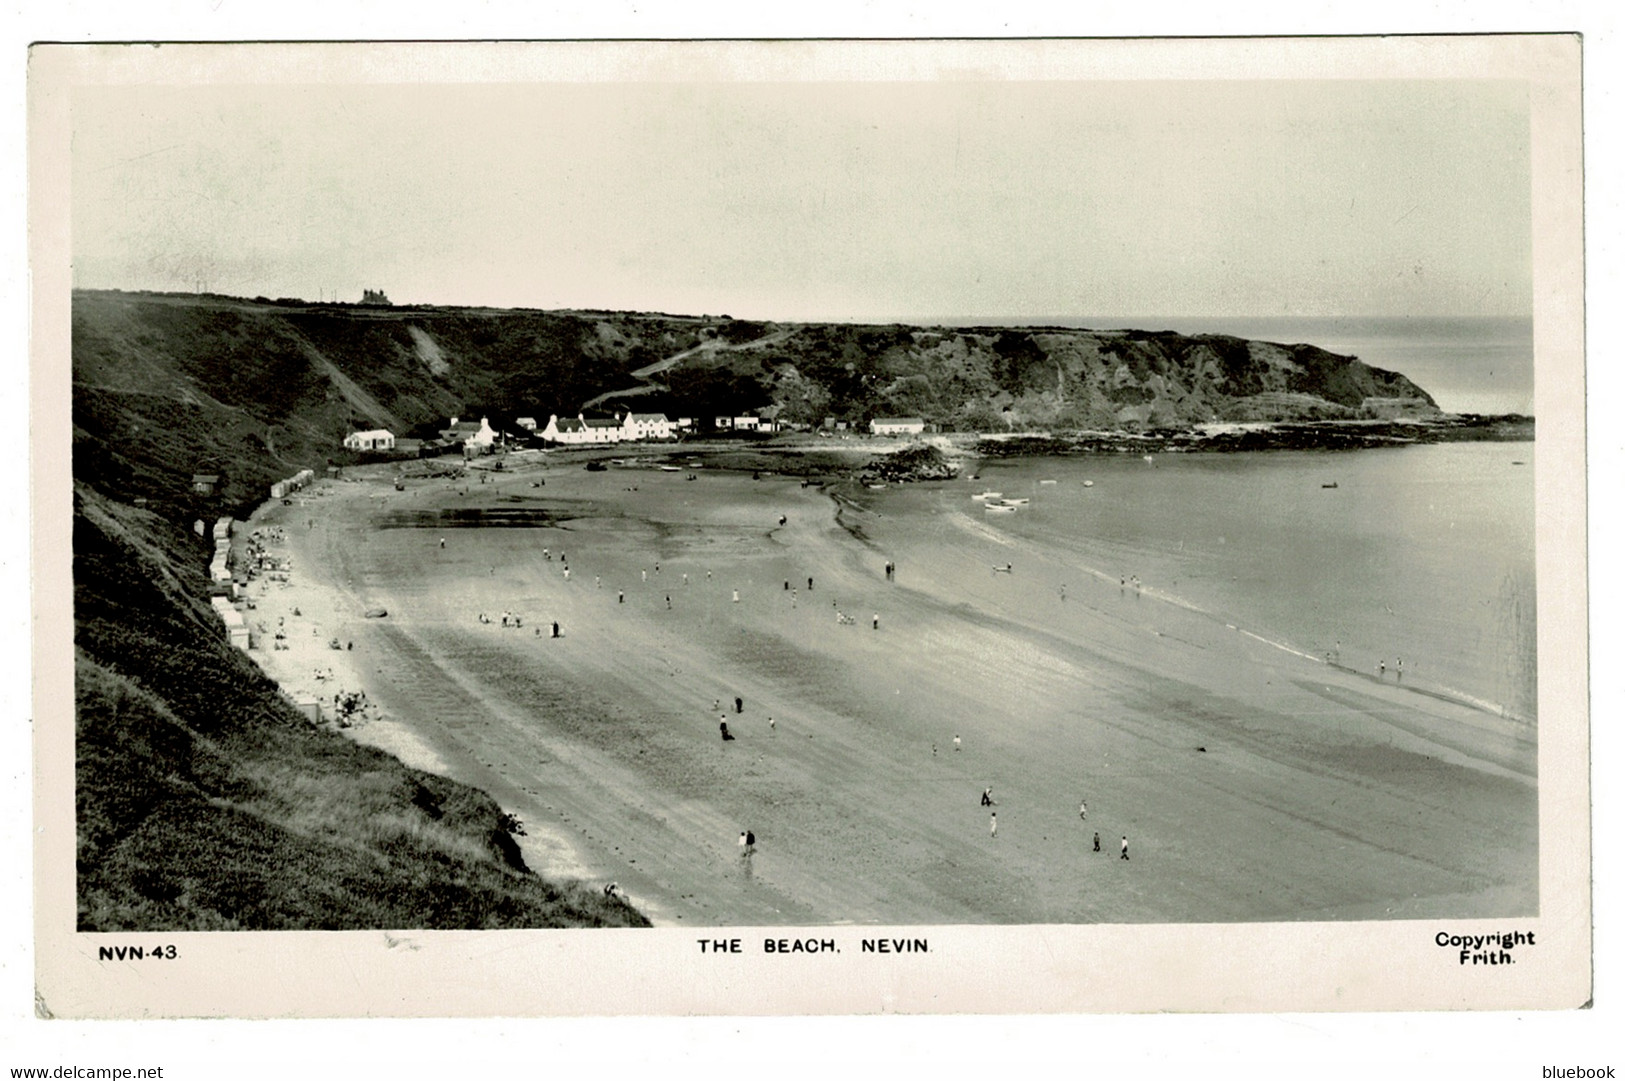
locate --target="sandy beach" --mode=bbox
[241,448,1536,927]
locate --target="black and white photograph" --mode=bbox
[24,26,1595,1036]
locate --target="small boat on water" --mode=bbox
[971,491,1003,501]
[1322,481,1339,489]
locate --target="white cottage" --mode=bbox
[343,429,397,452]
[622,412,677,441]
[869,416,926,436]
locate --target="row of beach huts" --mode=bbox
[207,515,252,652]
[269,468,317,501]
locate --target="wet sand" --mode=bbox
[243,451,1536,926]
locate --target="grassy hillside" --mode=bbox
[72,291,1437,516]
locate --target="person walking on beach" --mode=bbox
[732,589,740,603]
[745,829,756,855]
[596,576,602,589]
[683,573,689,586]
[784,580,790,591]
[439,538,445,549]
[551,620,560,639]
[980,787,993,807]
[954,735,962,753]
[872,613,879,630]
[721,721,735,741]
[618,590,625,604]
[642,569,647,582]
[666,594,672,610]
[563,567,571,580]
[734,696,743,714]
[808,577,814,591]
[990,812,997,838]
[768,716,775,732]
[1120,836,1130,860]
[738,831,748,854]
[1093,831,1101,853]
[1079,800,1088,821]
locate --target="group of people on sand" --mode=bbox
[979,778,1130,858]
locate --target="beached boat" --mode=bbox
[1322,481,1339,489]
[1000,497,1031,506]
[1082,480,1094,488]
[1039,479,1058,485]
[971,491,1002,501]
[660,465,681,472]
[985,503,1018,513]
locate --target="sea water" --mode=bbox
[959,442,1536,725]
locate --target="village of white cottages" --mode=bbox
[339,411,930,459]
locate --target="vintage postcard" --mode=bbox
[29,35,1588,1018]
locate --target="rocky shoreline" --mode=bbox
[974,414,1533,458]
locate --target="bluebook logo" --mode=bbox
[1542,1070,1614,1078]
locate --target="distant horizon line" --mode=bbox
[70,286,1531,329]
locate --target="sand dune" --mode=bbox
[244,454,1536,926]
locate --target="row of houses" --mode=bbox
[340,411,925,456]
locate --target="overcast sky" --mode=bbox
[70,74,1531,322]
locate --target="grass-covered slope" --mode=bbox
[73,486,646,930]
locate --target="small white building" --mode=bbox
[870,416,926,436]
[733,415,762,432]
[516,417,538,432]
[466,417,499,450]
[343,428,397,452]
[622,412,677,441]
[541,415,591,445]
[541,414,621,445]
